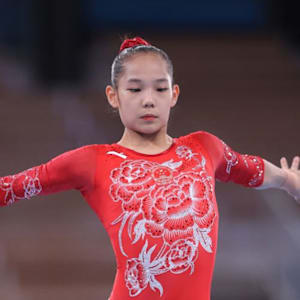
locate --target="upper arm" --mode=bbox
[43,145,98,193]
[0,145,98,206]
[194,131,265,188]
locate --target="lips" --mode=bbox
[140,114,157,120]
[141,114,157,118]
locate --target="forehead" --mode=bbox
[122,53,169,81]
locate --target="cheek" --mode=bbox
[159,98,173,112]
[119,102,136,123]
[157,106,171,124]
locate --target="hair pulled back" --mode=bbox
[111,36,174,88]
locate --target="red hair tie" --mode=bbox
[119,37,151,53]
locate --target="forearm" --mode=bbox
[255,159,286,190]
[0,167,43,206]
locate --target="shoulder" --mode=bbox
[178,130,221,144]
[66,143,114,154]
[178,131,225,159]
[49,143,113,164]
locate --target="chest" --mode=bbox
[94,144,217,231]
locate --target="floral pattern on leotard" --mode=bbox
[223,142,238,174]
[109,145,216,297]
[242,155,264,187]
[223,142,264,187]
[0,168,42,206]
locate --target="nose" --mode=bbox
[142,89,155,108]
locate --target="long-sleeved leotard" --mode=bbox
[0,131,264,300]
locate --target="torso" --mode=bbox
[83,132,219,300]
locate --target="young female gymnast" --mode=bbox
[1,37,299,300]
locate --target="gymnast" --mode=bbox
[1,37,299,300]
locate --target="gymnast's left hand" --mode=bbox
[280,156,300,202]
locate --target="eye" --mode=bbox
[157,88,168,92]
[127,88,141,93]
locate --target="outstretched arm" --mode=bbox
[0,145,98,206]
[256,156,300,201]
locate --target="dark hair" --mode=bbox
[111,37,174,88]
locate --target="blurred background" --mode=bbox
[0,0,300,299]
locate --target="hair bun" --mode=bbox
[119,37,151,53]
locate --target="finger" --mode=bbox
[280,157,289,170]
[291,156,300,171]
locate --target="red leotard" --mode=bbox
[0,131,264,300]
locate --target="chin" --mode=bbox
[135,126,162,136]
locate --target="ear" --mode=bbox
[170,84,180,108]
[105,85,119,109]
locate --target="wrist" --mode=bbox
[279,170,300,201]
[279,170,289,191]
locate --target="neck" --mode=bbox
[117,127,173,154]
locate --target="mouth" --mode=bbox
[140,114,157,121]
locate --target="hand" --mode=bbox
[280,156,300,202]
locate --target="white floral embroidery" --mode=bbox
[125,238,198,297]
[223,142,238,174]
[161,159,182,170]
[246,156,264,187]
[242,155,249,168]
[176,146,194,160]
[223,146,263,187]
[176,146,205,170]
[125,240,165,297]
[109,145,216,297]
[0,168,42,206]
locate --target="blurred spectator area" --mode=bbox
[83,0,267,29]
[1,0,300,86]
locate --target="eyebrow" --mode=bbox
[127,78,169,83]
